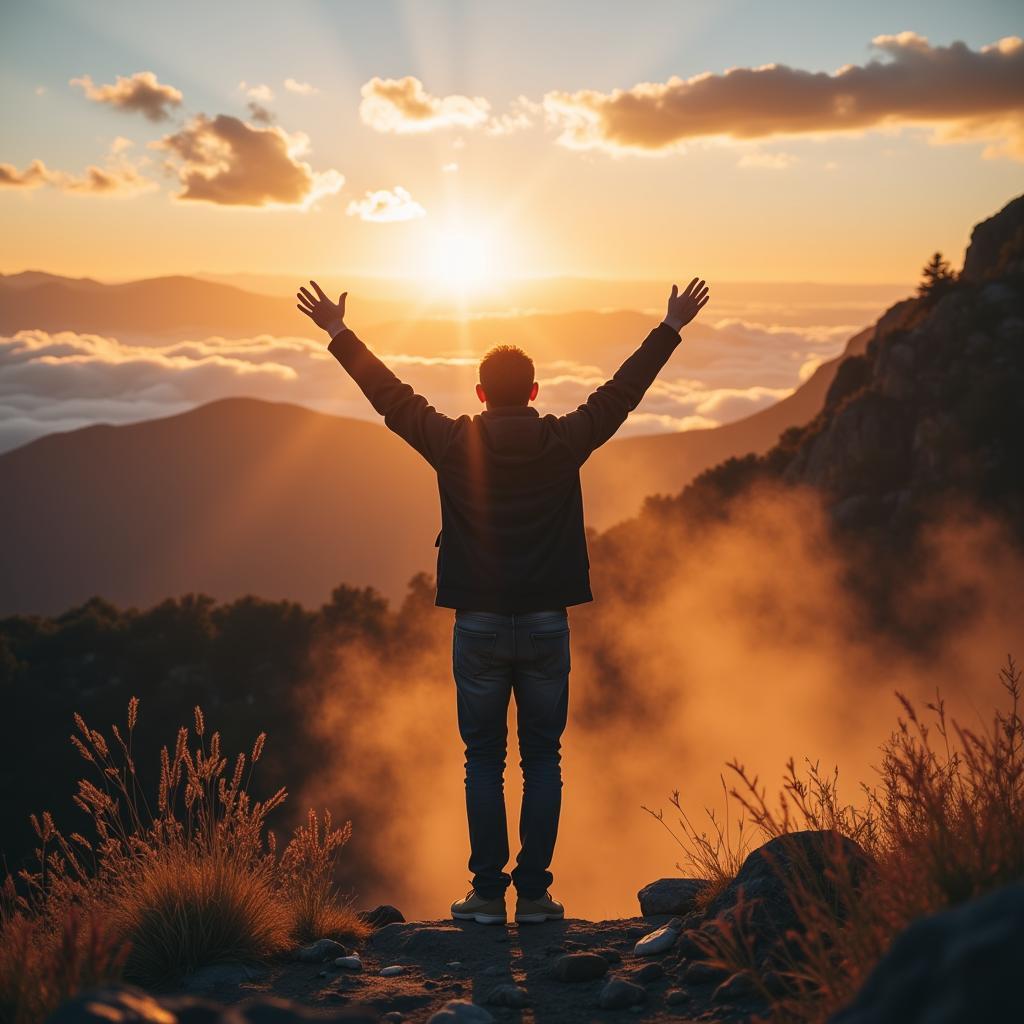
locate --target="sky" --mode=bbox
[1,0,1023,287]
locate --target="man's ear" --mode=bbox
[529,380,539,402]
[476,383,487,404]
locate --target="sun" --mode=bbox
[430,228,491,290]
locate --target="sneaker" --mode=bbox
[451,888,507,925]
[515,890,565,924]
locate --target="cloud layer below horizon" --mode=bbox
[0,311,857,453]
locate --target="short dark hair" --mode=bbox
[478,344,535,406]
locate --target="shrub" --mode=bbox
[0,700,368,1019]
[657,655,1024,1022]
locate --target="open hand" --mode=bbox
[666,278,709,327]
[296,280,347,330]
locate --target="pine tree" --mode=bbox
[918,251,955,299]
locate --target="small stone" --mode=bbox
[426,999,495,1023]
[295,937,348,962]
[485,983,530,1008]
[684,960,729,985]
[599,977,646,1009]
[358,904,405,928]
[334,955,363,970]
[633,922,680,956]
[446,961,463,967]
[665,988,691,1005]
[635,962,664,983]
[713,970,758,1003]
[593,946,622,964]
[380,965,405,977]
[549,952,609,982]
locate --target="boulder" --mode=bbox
[961,193,1024,281]
[828,881,1024,1023]
[636,877,711,917]
[703,830,870,958]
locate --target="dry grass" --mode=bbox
[0,700,368,1022]
[659,655,1024,1022]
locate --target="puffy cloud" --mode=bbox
[359,76,541,137]
[153,113,344,207]
[0,159,50,189]
[284,78,318,96]
[359,76,491,133]
[70,71,183,122]
[541,33,1024,158]
[238,80,274,101]
[0,139,155,197]
[346,185,426,222]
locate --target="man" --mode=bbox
[297,277,710,925]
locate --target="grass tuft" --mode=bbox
[1,702,368,1020]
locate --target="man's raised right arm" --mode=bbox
[556,277,709,463]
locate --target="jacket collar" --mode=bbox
[480,405,539,418]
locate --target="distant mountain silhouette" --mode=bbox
[0,272,321,339]
[0,398,439,615]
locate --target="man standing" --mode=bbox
[298,278,710,924]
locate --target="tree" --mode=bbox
[918,251,956,299]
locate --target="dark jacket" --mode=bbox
[327,321,682,612]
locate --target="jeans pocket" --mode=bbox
[529,628,570,675]
[453,627,498,677]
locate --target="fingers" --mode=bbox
[310,279,329,301]
[684,276,699,297]
[670,283,678,299]
[296,304,315,319]
[298,286,317,306]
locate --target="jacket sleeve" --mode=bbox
[327,327,456,467]
[555,321,681,464]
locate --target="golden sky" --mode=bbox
[1,1,1023,287]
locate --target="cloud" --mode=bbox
[284,78,318,96]
[345,185,426,222]
[153,113,344,207]
[247,101,274,125]
[70,71,183,122]
[0,139,155,197]
[483,95,542,136]
[441,162,459,173]
[0,159,50,189]
[359,76,491,133]
[541,33,1024,158]
[238,80,274,101]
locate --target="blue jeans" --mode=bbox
[452,608,570,900]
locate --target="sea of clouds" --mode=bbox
[0,313,862,453]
